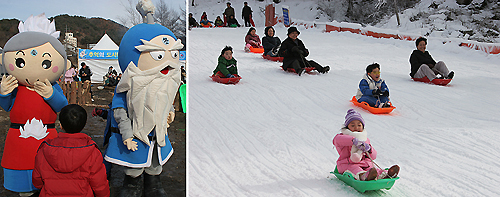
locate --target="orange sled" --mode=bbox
[247,46,264,53]
[350,96,395,114]
[412,77,451,86]
[210,75,241,84]
[263,54,284,62]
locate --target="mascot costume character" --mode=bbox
[103,1,183,196]
[0,13,68,194]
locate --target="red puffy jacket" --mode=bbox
[33,132,110,197]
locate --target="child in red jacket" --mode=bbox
[33,104,110,197]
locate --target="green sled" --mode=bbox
[331,166,399,193]
[179,84,186,113]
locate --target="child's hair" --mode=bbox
[221,46,233,55]
[366,63,380,73]
[246,27,256,36]
[415,37,427,47]
[59,104,87,133]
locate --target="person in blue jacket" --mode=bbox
[355,63,390,108]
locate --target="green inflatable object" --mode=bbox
[179,84,186,113]
[331,166,399,193]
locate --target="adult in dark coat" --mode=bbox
[227,15,241,27]
[223,2,235,26]
[79,62,92,82]
[409,37,454,80]
[278,27,330,76]
[262,26,281,56]
[242,2,253,27]
[188,13,199,28]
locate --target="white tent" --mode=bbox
[78,34,121,83]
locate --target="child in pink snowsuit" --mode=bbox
[333,109,399,181]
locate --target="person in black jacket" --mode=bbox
[242,2,253,27]
[189,13,199,28]
[262,26,281,57]
[409,37,454,80]
[278,27,330,76]
[79,62,92,82]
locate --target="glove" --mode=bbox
[382,91,389,97]
[0,75,18,95]
[291,46,302,55]
[166,111,175,128]
[33,79,54,98]
[123,138,138,151]
[353,138,371,152]
[372,89,382,96]
[226,74,235,78]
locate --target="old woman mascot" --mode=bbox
[0,13,68,195]
[103,1,183,196]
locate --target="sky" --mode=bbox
[0,0,186,26]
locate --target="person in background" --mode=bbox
[64,64,77,83]
[262,26,281,57]
[242,2,253,27]
[223,2,235,26]
[189,13,199,28]
[409,37,454,81]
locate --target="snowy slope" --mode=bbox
[187,26,500,196]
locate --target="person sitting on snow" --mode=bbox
[278,26,330,76]
[409,37,454,81]
[213,46,238,78]
[189,13,199,28]
[262,26,281,57]
[227,15,241,27]
[333,109,400,181]
[245,27,262,50]
[355,63,390,108]
[200,17,213,27]
[214,16,224,27]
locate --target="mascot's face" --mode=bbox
[3,42,64,87]
[137,34,180,73]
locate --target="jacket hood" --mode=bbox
[264,26,274,37]
[41,132,98,173]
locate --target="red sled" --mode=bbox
[210,75,241,84]
[350,96,395,114]
[263,54,283,62]
[281,66,315,74]
[412,77,451,86]
[245,46,264,53]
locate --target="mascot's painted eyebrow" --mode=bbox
[16,50,25,56]
[42,52,51,57]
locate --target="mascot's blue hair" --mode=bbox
[118,23,177,72]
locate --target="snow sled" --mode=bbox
[210,74,241,84]
[262,54,283,62]
[179,84,186,113]
[331,166,399,193]
[350,96,395,114]
[412,77,451,86]
[245,46,264,53]
[281,66,315,74]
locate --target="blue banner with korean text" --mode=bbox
[78,49,118,60]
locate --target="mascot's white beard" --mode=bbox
[116,60,181,146]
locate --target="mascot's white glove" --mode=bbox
[0,75,18,95]
[33,79,54,98]
[123,138,138,151]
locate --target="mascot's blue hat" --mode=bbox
[118,23,177,72]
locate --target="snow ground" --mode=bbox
[187,26,500,196]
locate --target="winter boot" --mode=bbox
[119,175,143,197]
[296,68,305,76]
[360,168,377,181]
[447,71,454,79]
[385,165,400,179]
[320,66,330,74]
[144,173,167,197]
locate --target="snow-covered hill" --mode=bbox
[189,0,500,43]
[187,25,500,196]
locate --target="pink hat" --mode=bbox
[344,109,365,127]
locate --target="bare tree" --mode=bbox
[154,0,186,38]
[118,0,143,27]
[118,0,186,38]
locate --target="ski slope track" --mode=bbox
[188,27,500,196]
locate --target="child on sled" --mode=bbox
[355,63,390,108]
[333,109,399,181]
[213,46,238,78]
